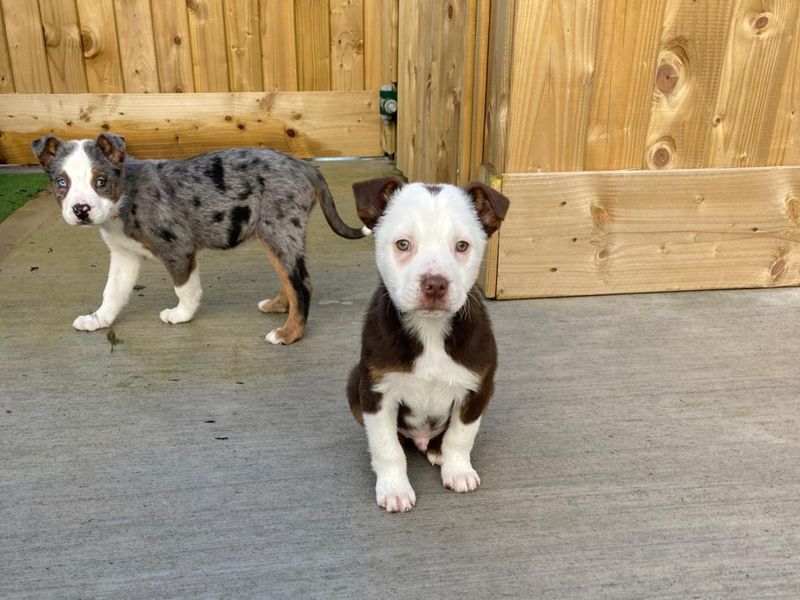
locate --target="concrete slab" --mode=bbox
[3,159,800,599]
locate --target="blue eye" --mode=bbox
[56,178,68,188]
[95,176,106,188]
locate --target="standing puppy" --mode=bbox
[347,178,509,512]
[32,133,366,344]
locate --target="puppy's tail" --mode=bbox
[313,170,370,239]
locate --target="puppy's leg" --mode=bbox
[259,241,311,345]
[73,247,141,331]
[160,253,202,324]
[363,401,416,512]
[257,289,288,314]
[439,412,482,493]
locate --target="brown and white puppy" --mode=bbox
[347,178,509,512]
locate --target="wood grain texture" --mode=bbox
[467,0,491,182]
[75,0,124,93]
[505,1,600,172]
[38,0,88,93]
[363,0,382,88]
[381,0,398,83]
[708,0,799,167]
[330,0,364,91]
[769,7,800,165]
[482,0,514,174]
[585,0,666,170]
[187,0,230,92]
[1,0,50,92]
[295,0,331,91]
[114,0,160,93]
[0,91,382,163]
[223,0,263,92]
[150,0,195,93]
[396,0,419,174]
[0,0,14,92]
[259,0,297,91]
[644,0,734,170]
[496,167,800,299]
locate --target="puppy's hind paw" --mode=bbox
[265,326,302,345]
[73,313,108,331]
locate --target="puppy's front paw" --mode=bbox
[73,313,108,331]
[265,326,302,345]
[441,463,481,493]
[159,307,192,324]
[375,475,416,513]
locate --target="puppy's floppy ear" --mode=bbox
[96,132,126,166]
[352,177,404,229]
[31,135,61,168]
[464,181,510,236]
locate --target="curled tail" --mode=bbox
[313,170,370,239]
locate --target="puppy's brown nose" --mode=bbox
[421,275,448,299]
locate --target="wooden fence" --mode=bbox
[0,0,389,162]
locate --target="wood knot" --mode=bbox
[285,127,297,138]
[647,137,676,169]
[591,205,610,228]
[656,63,678,95]
[80,28,98,58]
[186,0,199,12]
[754,14,770,32]
[771,257,787,281]
[787,197,800,219]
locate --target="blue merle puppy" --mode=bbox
[32,133,368,344]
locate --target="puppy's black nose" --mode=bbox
[421,275,449,299]
[72,204,91,220]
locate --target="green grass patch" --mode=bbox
[0,173,49,223]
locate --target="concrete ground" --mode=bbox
[3,159,800,599]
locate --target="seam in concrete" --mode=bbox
[0,190,54,264]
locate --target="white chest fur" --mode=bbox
[99,219,155,260]
[372,314,480,436]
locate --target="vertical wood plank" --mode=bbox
[259,0,297,91]
[396,0,421,175]
[483,0,515,173]
[295,0,331,91]
[75,0,125,92]
[0,0,13,92]
[505,0,601,172]
[113,0,160,92]
[645,0,734,169]
[381,0,398,84]
[223,0,263,91]
[150,0,195,93]
[585,0,666,170]
[330,0,364,90]
[1,0,51,92]
[186,0,230,92]
[465,0,490,184]
[363,0,382,88]
[769,8,800,165]
[38,0,88,93]
[708,0,799,167]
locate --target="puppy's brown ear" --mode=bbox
[31,135,61,168]
[464,182,510,236]
[352,177,404,229]
[96,132,126,166]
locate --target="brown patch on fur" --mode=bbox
[352,177,404,229]
[464,182,510,236]
[260,240,305,344]
[368,364,412,386]
[423,184,441,195]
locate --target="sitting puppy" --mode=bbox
[347,178,509,512]
[32,133,366,344]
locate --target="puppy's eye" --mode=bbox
[95,176,107,188]
[395,239,411,251]
[56,178,68,188]
[455,241,470,252]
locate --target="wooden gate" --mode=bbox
[0,0,389,163]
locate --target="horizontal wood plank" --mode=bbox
[496,167,800,299]
[0,91,382,164]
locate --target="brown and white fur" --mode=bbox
[32,133,367,344]
[347,178,509,512]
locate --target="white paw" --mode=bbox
[73,313,109,331]
[441,463,481,493]
[375,475,416,513]
[265,328,285,345]
[159,307,192,324]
